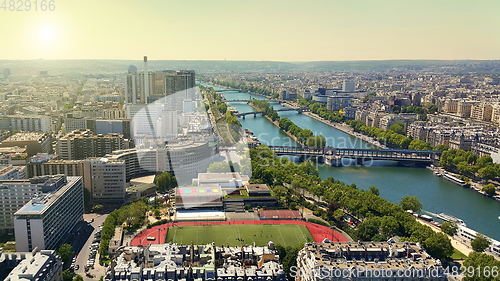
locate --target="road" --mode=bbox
[74,213,108,280]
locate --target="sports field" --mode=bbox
[165,224,314,247]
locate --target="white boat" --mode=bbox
[437,213,466,226]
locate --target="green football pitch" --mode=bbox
[165,224,314,247]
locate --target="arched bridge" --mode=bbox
[252,145,441,165]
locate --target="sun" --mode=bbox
[38,25,58,45]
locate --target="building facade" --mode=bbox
[4,250,63,281]
[56,129,130,160]
[296,242,447,281]
[14,176,84,251]
[83,158,126,202]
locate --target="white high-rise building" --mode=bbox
[14,176,84,251]
[160,110,178,138]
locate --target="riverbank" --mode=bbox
[427,166,500,200]
[416,217,500,261]
[249,102,305,146]
[301,111,388,149]
[208,82,271,99]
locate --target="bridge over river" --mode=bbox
[249,144,441,166]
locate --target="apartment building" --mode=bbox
[0,132,51,156]
[56,129,130,160]
[83,158,126,202]
[14,176,84,251]
[0,175,67,233]
[4,250,63,281]
[9,116,52,133]
[296,242,447,281]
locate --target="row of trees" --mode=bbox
[215,80,274,96]
[252,99,326,148]
[392,104,438,115]
[347,119,448,151]
[99,200,149,256]
[278,117,326,148]
[440,149,499,184]
[206,158,252,176]
[248,145,454,262]
[299,97,346,123]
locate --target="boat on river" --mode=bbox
[443,172,468,187]
[437,213,466,226]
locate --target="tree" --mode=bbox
[476,155,493,168]
[399,195,423,213]
[57,244,74,266]
[273,185,288,199]
[91,204,103,214]
[299,161,319,176]
[369,186,380,196]
[479,166,497,182]
[380,216,399,238]
[156,172,177,191]
[422,232,454,260]
[482,184,496,196]
[73,275,84,281]
[388,122,405,135]
[63,269,73,281]
[207,162,240,173]
[463,252,500,281]
[440,221,457,236]
[471,234,491,253]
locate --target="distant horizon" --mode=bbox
[2,58,500,62]
[1,0,499,61]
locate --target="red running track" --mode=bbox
[131,220,347,246]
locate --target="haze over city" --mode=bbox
[2,1,500,281]
[1,0,500,61]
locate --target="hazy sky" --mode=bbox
[1,0,499,61]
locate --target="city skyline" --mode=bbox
[1,0,500,61]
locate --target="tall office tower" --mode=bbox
[139,72,155,104]
[144,56,149,104]
[160,110,178,138]
[14,176,84,251]
[154,72,164,96]
[342,80,356,92]
[125,65,138,104]
[3,69,11,79]
[164,70,196,96]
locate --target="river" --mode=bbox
[200,82,500,241]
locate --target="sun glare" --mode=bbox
[38,25,57,45]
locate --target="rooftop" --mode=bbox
[2,132,48,142]
[15,176,81,216]
[5,250,61,281]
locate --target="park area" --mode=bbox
[166,224,313,247]
[132,220,348,247]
